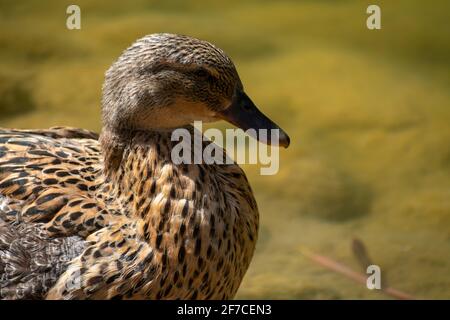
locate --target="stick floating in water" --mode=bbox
[298,246,415,300]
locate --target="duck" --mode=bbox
[0,33,290,300]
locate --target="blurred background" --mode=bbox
[1,0,449,299]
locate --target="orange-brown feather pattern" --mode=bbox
[0,127,258,300]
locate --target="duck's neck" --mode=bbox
[99,127,183,175]
[99,127,203,211]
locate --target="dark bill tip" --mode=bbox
[278,130,290,148]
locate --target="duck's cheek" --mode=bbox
[199,112,221,123]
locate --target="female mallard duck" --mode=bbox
[0,33,289,300]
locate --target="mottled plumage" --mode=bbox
[0,33,288,299]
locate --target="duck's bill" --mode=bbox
[219,89,290,148]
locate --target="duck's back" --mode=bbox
[0,127,100,299]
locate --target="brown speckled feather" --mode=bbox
[0,127,98,299]
[0,127,258,300]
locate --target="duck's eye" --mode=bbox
[194,68,210,79]
[242,101,252,111]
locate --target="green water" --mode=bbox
[1,0,449,299]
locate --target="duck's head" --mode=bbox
[102,33,289,148]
